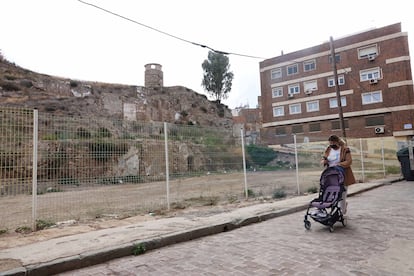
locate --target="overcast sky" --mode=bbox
[1,0,413,109]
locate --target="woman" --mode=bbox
[321,135,356,215]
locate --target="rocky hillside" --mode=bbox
[0,57,233,129]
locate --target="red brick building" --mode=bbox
[259,23,414,145]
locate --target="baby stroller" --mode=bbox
[304,166,347,232]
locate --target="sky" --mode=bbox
[1,0,413,109]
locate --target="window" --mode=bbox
[327,75,345,87]
[360,68,381,81]
[358,44,378,59]
[329,54,341,63]
[329,97,347,108]
[306,101,319,112]
[362,91,382,104]
[287,64,298,75]
[292,125,304,134]
[332,120,349,130]
[304,80,318,92]
[365,115,385,126]
[288,83,300,95]
[273,106,284,117]
[275,127,286,136]
[309,123,321,132]
[289,103,301,114]
[271,68,282,79]
[272,87,283,98]
[303,60,316,72]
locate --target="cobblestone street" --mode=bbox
[59,181,414,276]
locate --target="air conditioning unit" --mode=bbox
[374,127,385,134]
[305,90,313,95]
[368,54,376,61]
[288,93,294,98]
[370,78,378,84]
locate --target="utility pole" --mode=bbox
[329,36,347,139]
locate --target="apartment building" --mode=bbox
[232,103,262,145]
[259,23,414,145]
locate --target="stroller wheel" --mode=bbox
[341,216,347,227]
[329,226,334,233]
[304,220,311,230]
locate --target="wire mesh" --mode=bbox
[0,107,34,229]
[0,107,404,231]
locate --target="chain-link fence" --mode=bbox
[0,107,403,231]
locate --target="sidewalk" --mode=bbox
[0,177,401,276]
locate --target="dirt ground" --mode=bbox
[0,170,321,252]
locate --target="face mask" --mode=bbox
[330,144,338,149]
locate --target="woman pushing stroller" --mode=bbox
[320,135,356,215]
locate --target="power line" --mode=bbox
[77,0,267,60]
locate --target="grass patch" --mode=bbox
[386,165,401,174]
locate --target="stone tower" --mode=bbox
[144,63,163,88]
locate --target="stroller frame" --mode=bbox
[303,167,347,232]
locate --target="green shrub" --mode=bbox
[36,219,55,230]
[20,80,33,88]
[77,127,91,139]
[89,141,129,161]
[272,188,286,199]
[307,186,318,194]
[246,144,277,167]
[247,189,255,197]
[96,127,112,138]
[70,80,79,87]
[0,81,20,91]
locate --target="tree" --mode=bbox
[201,51,234,102]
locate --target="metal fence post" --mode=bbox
[240,128,248,198]
[359,138,365,182]
[164,122,170,211]
[293,134,300,195]
[381,138,386,177]
[32,109,38,230]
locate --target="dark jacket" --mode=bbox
[323,146,356,186]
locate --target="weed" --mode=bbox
[132,243,146,255]
[15,226,32,234]
[226,194,239,203]
[307,186,318,194]
[58,177,80,186]
[272,188,287,199]
[0,229,8,235]
[36,219,55,230]
[247,189,255,197]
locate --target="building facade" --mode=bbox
[232,103,262,145]
[259,23,414,145]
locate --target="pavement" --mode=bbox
[0,176,402,276]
